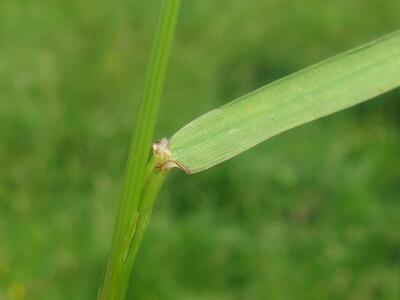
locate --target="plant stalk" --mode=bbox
[98,0,181,299]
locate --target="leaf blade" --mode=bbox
[170,30,400,173]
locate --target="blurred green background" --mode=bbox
[1,0,400,299]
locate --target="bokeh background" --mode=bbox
[1,0,400,299]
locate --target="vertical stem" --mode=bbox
[98,0,181,299]
[119,162,168,288]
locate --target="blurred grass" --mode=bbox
[0,0,399,299]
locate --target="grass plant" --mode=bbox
[98,1,400,298]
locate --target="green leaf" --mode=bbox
[168,30,400,174]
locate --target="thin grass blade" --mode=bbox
[98,0,181,299]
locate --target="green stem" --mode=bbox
[99,160,168,299]
[119,162,168,288]
[98,0,181,299]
